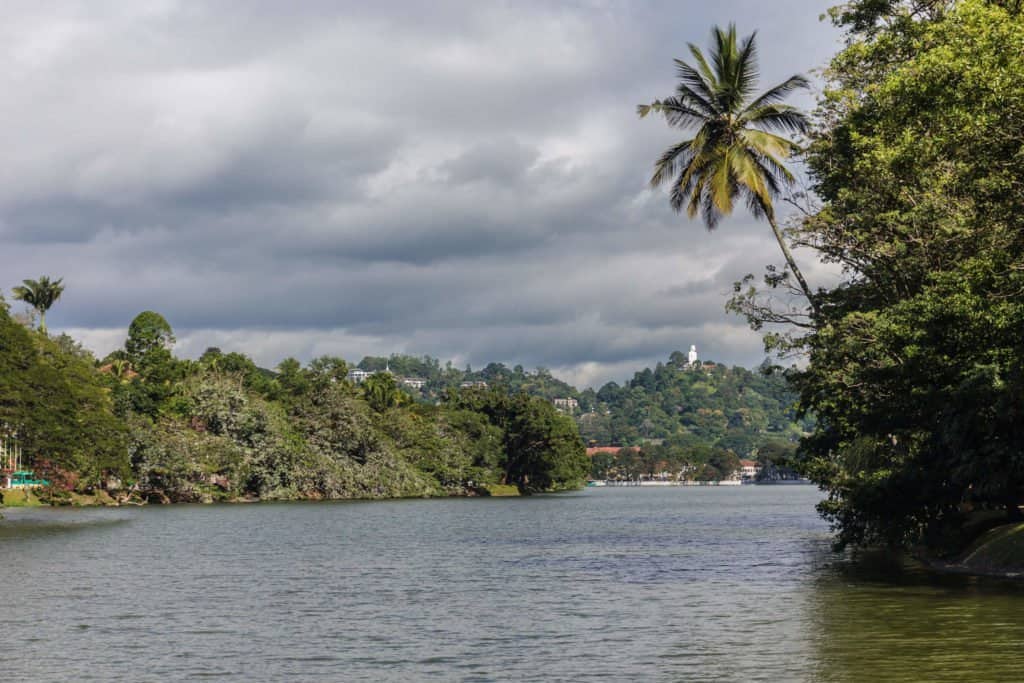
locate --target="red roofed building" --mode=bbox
[739,459,760,479]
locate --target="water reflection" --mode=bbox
[0,508,133,540]
[807,549,1024,683]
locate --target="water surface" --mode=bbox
[2,487,1022,681]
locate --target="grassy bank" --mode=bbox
[480,484,521,497]
[0,489,44,507]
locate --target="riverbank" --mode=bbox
[924,522,1024,579]
[0,482,527,510]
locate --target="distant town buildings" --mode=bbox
[348,368,428,390]
[347,368,373,383]
[552,397,579,413]
[460,380,488,389]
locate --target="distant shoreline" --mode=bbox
[588,479,813,487]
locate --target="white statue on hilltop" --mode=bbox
[688,345,698,365]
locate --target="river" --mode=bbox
[1,486,1022,681]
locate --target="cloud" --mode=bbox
[0,1,842,387]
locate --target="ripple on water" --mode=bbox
[1,487,1023,681]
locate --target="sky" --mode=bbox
[0,1,844,388]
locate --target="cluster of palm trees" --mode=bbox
[9,275,65,335]
[639,24,816,313]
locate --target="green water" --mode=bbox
[1,486,1021,681]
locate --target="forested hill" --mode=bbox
[0,307,590,505]
[576,354,808,455]
[365,352,808,458]
[356,355,578,400]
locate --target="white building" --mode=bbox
[347,369,373,384]
[688,344,698,366]
[553,398,579,413]
[401,377,426,389]
[739,459,760,480]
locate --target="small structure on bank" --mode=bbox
[1,428,49,489]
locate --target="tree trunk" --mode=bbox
[38,310,47,336]
[767,213,818,317]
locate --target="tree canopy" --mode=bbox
[11,276,65,335]
[736,0,1024,550]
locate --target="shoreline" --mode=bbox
[0,482,536,510]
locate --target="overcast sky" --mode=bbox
[0,1,843,388]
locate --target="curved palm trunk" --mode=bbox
[767,214,818,317]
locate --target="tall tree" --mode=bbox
[639,25,816,311]
[773,0,1024,549]
[125,311,175,363]
[12,276,65,335]
[362,372,404,413]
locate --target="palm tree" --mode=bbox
[109,359,135,383]
[12,276,65,335]
[639,24,816,312]
[362,372,403,413]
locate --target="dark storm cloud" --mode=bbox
[0,1,842,387]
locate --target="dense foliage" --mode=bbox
[356,355,579,402]
[0,302,129,487]
[0,308,589,503]
[732,0,1024,550]
[582,353,807,450]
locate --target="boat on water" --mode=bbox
[586,480,607,487]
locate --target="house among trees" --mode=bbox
[552,397,578,413]
[401,377,426,389]
[739,459,760,481]
[347,368,373,384]
[460,380,488,389]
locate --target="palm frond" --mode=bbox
[746,74,810,109]
[740,104,809,135]
[671,149,713,212]
[711,25,736,85]
[673,59,717,112]
[650,138,695,187]
[738,129,801,160]
[637,96,709,129]
[733,31,760,103]
[700,181,722,230]
[686,43,717,87]
[709,151,736,215]
[751,149,796,188]
[11,285,32,304]
[730,147,772,209]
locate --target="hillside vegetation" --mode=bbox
[0,303,588,504]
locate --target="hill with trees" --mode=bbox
[0,298,588,505]
[0,278,806,506]
[579,354,807,481]
[352,351,809,483]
